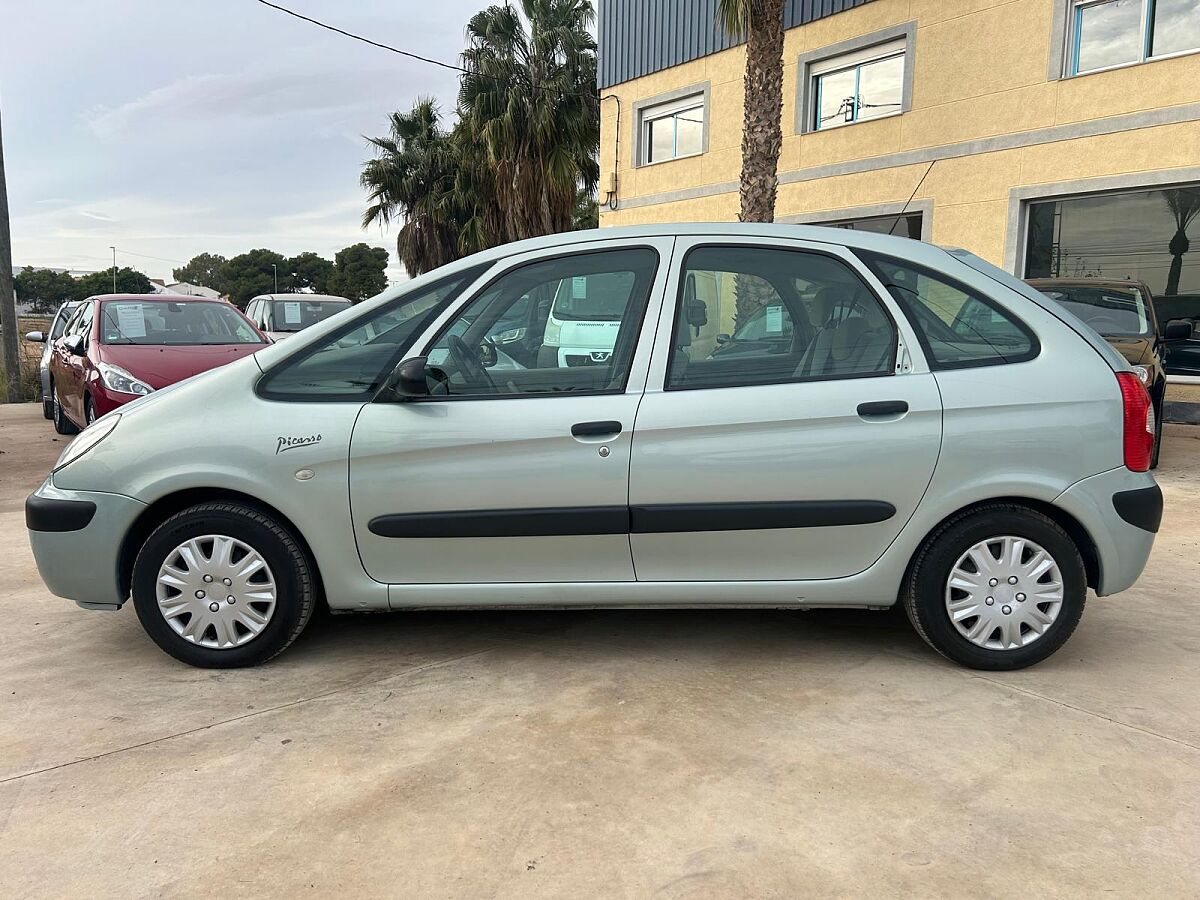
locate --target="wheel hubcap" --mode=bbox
[945,535,1063,651]
[155,535,277,650]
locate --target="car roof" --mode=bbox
[258,294,350,303]
[92,293,227,303]
[1026,277,1146,290]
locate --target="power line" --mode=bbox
[250,0,595,100]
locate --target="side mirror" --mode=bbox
[1163,319,1194,342]
[64,334,85,355]
[715,333,731,345]
[25,331,46,343]
[386,356,431,400]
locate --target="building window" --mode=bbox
[1070,0,1200,75]
[1024,183,1200,298]
[638,93,706,165]
[811,39,906,131]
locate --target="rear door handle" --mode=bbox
[857,400,908,419]
[571,420,622,438]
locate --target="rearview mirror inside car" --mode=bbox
[385,356,432,400]
[479,339,498,368]
[715,333,731,345]
[24,331,46,343]
[1164,319,1194,342]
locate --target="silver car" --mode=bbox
[24,300,82,419]
[25,225,1162,670]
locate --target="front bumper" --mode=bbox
[26,477,146,610]
[1054,467,1159,596]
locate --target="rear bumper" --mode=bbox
[26,477,146,610]
[1055,467,1159,596]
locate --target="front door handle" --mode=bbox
[857,400,908,419]
[571,420,622,438]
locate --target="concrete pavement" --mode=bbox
[1,401,1198,898]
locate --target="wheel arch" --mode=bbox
[118,487,326,604]
[902,496,1101,595]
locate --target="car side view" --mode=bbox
[25,225,1162,671]
[23,299,82,419]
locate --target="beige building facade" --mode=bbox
[598,0,1200,300]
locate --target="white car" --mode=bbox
[245,294,350,342]
[26,225,1160,671]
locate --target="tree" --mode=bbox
[1164,187,1200,296]
[172,252,228,292]
[362,100,466,277]
[328,243,388,303]
[716,0,786,224]
[75,267,153,298]
[288,251,335,293]
[221,249,290,308]
[456,0,599,242]
[14,267,77,314]
[572,186,598,231]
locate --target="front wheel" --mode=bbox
[903,505,1086,670]
[131,502,316,667]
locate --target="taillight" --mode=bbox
[1116,371,1154,472]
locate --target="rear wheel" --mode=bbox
[42,395,53,419]
[1150,392,1164,469]
[131,502,316,667]
[52,383,79,436]
[903,505,1086,670]
[84,395,96,426]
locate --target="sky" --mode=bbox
[1,0,495,284]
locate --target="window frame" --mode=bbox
[854,249,1041,371]
[796,23,916,135]
[410,245,663,403]
[633,83,710,167]
[663,243,901,393]
[254,264,492,403]
[1067,0,1200,77]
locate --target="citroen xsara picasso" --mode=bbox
[26,226,1162,670]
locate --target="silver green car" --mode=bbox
[26,225,1162,670]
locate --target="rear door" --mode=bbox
[629,237,942,582]
[349,239,674,586]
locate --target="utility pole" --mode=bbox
[110,246,117,293]
[0,105,21,403]
[272,263,278,293]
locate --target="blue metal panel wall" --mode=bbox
[598,0,876,88]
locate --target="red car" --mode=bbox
[49,293,267,434]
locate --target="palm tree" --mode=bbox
[361,99,463,276]
[1163,187,1200,296]
[457,0,599,243]
[716,0,787,224]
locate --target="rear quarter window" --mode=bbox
[855,251,1037,369]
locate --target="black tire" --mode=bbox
[1150,393,1163,470]
[52,383,79,436]
[131,502,316,668]
[902,504,1086,670]
[42,397,53,420]
[84,395,96,426]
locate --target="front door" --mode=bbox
[629,238,942,582]
[349,239,674,585]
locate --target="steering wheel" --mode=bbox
[446,334,496,393]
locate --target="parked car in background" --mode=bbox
[47,293,266,434]
[1154,293,1200,378]
[24,299,82,419]
[27,225,1161,672]
[245,294,350,342]
[1026,278,1192,468]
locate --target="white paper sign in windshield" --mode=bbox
[114,304,147,338]
[283,301,302,325]
[765,305,784,335]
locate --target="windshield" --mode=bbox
[51,303,81,339]
[100,301,264,346]
[551,271,635,321]
[1037,285,1150,336]
[271,299,350,332]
